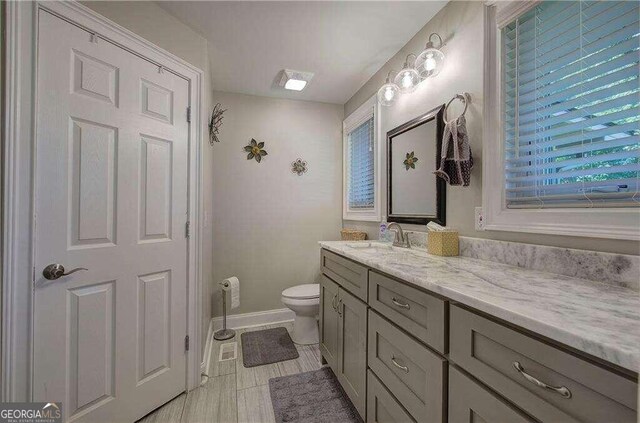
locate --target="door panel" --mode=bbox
[337,287,368,419]
[69,118,118,248]
[139,135,173,242]
[68,281,116,414]
[33,11,190,423]
[320,275,340,371]
[137,271,171,383]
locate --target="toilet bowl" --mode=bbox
[281,284,320,345]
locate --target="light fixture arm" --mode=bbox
[426,33,443,49]
[385,70,398,83]
[403,53,417,68]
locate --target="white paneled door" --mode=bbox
[33,11,189,423]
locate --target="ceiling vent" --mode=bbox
[279,69,314,91]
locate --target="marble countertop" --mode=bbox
[319,241,640,372]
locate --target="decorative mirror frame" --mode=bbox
[387,104,446,226]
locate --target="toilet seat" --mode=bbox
[282,284,319,300]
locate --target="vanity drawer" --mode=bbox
[449,366,534,423]
[369,271,447,353]
[367,370,415,423]
[450,305,638,423]
[321,249,368,301]
[368,310,446,423]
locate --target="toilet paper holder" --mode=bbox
[214,280,236,341]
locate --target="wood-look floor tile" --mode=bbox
[137,393,186,423]
[237,385,276,423]
[181,374,237,423]
[277,344,322,376]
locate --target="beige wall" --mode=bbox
[82,1,216,358]
[344,1,639,256]
[211,91,343,316]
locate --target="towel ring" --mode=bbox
[444,93,470,124]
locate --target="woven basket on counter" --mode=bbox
[340,229,367,241]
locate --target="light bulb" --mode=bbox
[377,81,399,106]
[384,87,394,101]
[425,54,436,71]
[416,47,444,79]
[401,73,413,88]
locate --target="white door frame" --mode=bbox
[2,1,204,401]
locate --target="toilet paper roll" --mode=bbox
[221,276,240,309]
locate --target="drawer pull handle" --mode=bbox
[391,356,409,373]
[513,362,572,399]
[337,299,343,316]
[391,297,410,309]
[331,294,338,311]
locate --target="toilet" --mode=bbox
[281,284,320,345]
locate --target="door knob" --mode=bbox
[42,264,88,280]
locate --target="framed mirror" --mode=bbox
[387,105,445,225]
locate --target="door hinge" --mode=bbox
[186,106,191,123]
[185,221,190,238]
[185,335,190,352]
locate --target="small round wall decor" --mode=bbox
[403,151,418,170]
[244,138,268,163]
[291,158,308,176]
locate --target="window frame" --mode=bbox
[483,1,640,241]
[343,95,382,222]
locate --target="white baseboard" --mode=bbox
[212,308,295,332]
[201,318,215,375]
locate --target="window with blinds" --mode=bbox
[347,117,375,210]
[502,0,640,209]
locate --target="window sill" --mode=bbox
[343,212,381,223]
[484,207,640,241]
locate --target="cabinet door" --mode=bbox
[320,275,340,371]
[337,287,368,419]
[449,366,534,423]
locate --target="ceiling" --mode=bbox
[157,1,447,104]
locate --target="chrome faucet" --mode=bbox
[387,222,410,248]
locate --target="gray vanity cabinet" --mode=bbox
[368,310,446,423]
[448,366,534,423]
[369,271,447,353]
[319,268,368,419]
[450,305,638,423]
[321,249,369,301]
[336,287,368,418]
[319,275,340,370]
[320,248,638,423]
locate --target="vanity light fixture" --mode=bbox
[377,33,447,106]
[377,71,400,106]
[279,69,314,91]
[394,54,421,94]
[415,33,445,79]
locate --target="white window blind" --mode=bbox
[347,116,375,210]
[503,0,640,209]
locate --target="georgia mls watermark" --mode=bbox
[0,403,62,423]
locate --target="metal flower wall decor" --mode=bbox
[244,138,268,163]
[208,103,226,145]
[403,151,419,170]
[291,158,308,176]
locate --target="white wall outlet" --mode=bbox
[475,207,485,231]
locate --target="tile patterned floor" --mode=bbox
[137,322,322,423]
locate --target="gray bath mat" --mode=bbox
[269,367,363,423]
[241,327,299,367]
